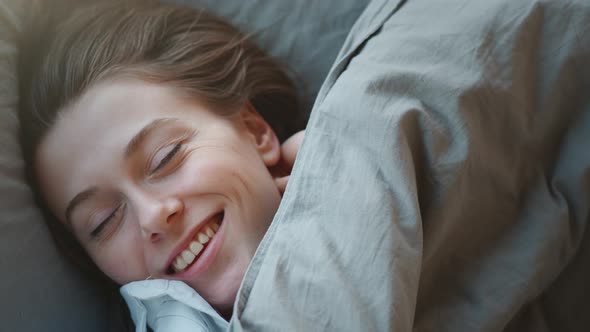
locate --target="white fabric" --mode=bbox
[121,279,228,332]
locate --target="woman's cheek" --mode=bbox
[91,226,147,284]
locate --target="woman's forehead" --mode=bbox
[42,80,204,157]
[35,81,183,216]
[66,79,189,121]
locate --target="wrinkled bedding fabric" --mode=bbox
[230,0,590,331]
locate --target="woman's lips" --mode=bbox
[167,211,224,275]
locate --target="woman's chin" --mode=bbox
[191,273,242,316]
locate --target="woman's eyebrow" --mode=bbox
[124,117,179,160]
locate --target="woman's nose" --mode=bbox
[134,193,184,242]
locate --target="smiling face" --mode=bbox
[36,78,282,314]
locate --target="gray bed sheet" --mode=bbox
[230,0,590,331]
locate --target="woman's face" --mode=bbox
[36,79,282,314]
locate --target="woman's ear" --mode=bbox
[240,102,281,167]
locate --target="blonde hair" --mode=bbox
[18,0,300,299]
[22,1,299,143]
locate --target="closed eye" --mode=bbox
[90,204,124,238]
[150,143,181,175]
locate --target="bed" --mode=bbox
[2,0,589,331]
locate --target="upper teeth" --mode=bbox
[172,220,220,273]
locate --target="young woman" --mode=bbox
[19,1,304,329]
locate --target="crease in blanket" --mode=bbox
[230,0,590,331]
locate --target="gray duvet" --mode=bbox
[230,0,590,331]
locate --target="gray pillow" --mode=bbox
[166,0,370,115]
[2,0,368,331]
[0,1,130,331]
